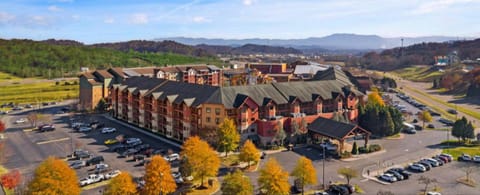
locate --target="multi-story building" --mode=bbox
[110,68,364,145]
[78,65,222,110]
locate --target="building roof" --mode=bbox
[216,84,287,109]
[308,117,367,140]
[94,70,114,79]
[147,80,219,107]
[80,72,95,79]
[130,67,155,75]
[120,76,167,94]
[272,80,350,102]
[293,65,329,75]
[313,67,353,86]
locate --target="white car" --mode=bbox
[105,170,121,179]
[101,127,116,134]
[379,173,397,182]
[164,153,180,162]
[459,154,472,161]
[79,174,104,186]
[171,172,184,184]
[79,127,92,132]
[427,192,442,195]
[125,138,141,145]
[409,163,426,172]
[15,118,27,124]
[473,155,480,163]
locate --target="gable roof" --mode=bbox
[145,80,220,107]
[216,84,288,109]
[308,117,367,140]
[313,67,353,86]
[94,70,114,79]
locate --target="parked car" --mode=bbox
[105,170,121,179]
[447,109,458,114]
[121,148,139,157]
[427,192,442,195]
[327,185,350,195]
[409,163,426,172]
[164,153,180,162]
[418,161,432,170]
[94,163,110,174]
[73,150,92,160]
[473,155,480,163]
[39,124,55,132]
[388,168,411,179]
[431,156,445,165]
[385,170,404,181]
[439,153,453,162]
[69,160,86,169]
[134,144,151,152]
[125,138,142,145]
[86,156,104,166]
[421,158,440,167]
[101,127,116,134]
[15,118,27,124]
[79,174,104,186]
[459,154,472,161]
[171,172,184,184]
[79,127,93,132]
[438,118,454,126]
[379,173,397,182]
[104,139,119,145]
[414,125,423,131]
[427,124,435,128]
[434,155,449,163]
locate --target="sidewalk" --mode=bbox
[340,150,387,162]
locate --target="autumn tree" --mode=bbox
[28,157,80,195]
[221,170,253,195]
[367,89,385,107]
[274,121,286,146]
[291,156,317,195]
[217,118,240,157]
[104,172,137,195]
[258,158,290,195]
[0,169,21,190]
[337,167,358,185]
[417,111,432,128]
[239,140,260,167]
[181,136,220,187]
[418,175,437,195]
[143,155,176,195]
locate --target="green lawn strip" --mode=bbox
[81,180,110,191]
[405,86,480,121]
[0,72,21,81]
[220,154,239,167]
[0,82,78,104]
[442,146,480,160]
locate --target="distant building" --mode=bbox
[246,63,287,74]
[78,65,222,110]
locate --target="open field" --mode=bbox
[0,80,78,106]
[392,66,443,82]
[0,72,21,82]
[443,146,480,160]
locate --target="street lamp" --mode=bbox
[322,140,326,190]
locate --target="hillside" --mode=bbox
[91,40,213,57]
[196,44,302,55]
[0,39,220,78]
[352,38,480,70]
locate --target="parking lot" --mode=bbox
[1,102,183,194]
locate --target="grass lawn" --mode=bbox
[0,81,78,105]
[0,72,21,82]
[187,178,220,195]
[220,154,239,167]
[392,66,442,82]
[443,146,480,160]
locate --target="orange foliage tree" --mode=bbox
[181,136,220,187]
[0,120,5,133]
[239,140,260,167]
[0,169,21,190]
[367,88,385,107]
[28,157,80,195]
[143,156,177,195]
[258,158,290,195]
[291,156,317,195]
[104,172,137,195]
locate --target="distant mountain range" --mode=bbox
[156,33,471,50]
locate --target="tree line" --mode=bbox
[0,39,221,79]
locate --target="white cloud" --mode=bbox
[0,12,15,23]
[48,5,62,12]
[30,15,50,26]
[104,17,115,24]
[192,16,210,23]
[243,0,256,6]
[411,0,474,14]
[129,13,148,24]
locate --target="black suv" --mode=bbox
[39,124,55,132]
[86,156,104,166]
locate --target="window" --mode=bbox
[206,117,211,123]
[215,108,221,115]
[206,107,211,113]
[215,118,220,124]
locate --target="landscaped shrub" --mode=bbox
[340,151,352,159]
[368,144,382,152]
[358,146,370,154]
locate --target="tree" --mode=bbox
[217,118,240,157]
[258,158,290,195]
[274,121,286,146]
[452,117,475,141]
[143,155,176,195]
[27,112,39,127]
[221,170,253,195]
[0,169,21,190]
[95,98,107,112]
[351,142,358,155]
[239,140,260,168]
[28,157,80,195]
[462,166,477,182]
[367,89,385,107]
[337,167,358,185]
[104,172,137,195]
[181,136,220,187]
[0,120,5,133]
[291,156,317,195]
[417,111,432,128]
[418,175,437,195]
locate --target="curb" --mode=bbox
[101,114,182,149]
[340,150,387,162]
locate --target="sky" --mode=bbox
[1,0,480,44]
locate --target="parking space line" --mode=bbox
[23,128,37,132]
[36,137,70,145]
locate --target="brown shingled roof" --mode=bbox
[80,72,95,79]
[95,70,114,78]
[109,68,125,78]
[130,67,155,75]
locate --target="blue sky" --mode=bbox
[1,0,479,43]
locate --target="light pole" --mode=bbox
[322,142,326,190]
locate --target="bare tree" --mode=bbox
[27,112,38,127]
[418,176,437,195]
[463,166,477,182]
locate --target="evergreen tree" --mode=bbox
[351,142,358,155]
